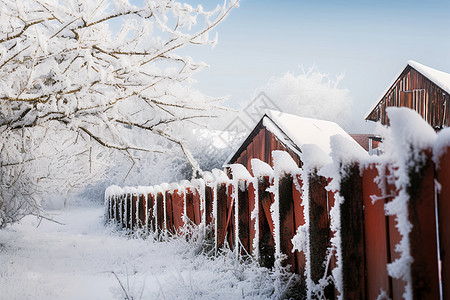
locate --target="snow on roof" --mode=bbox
[365,60,450,119]
[225,110,364,165]
[408,60,450,95]
[265,110,363,156]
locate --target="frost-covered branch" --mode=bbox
[0,0,238,227]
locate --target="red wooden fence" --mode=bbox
[105,144,450,299]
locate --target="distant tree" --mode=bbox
[254,67,352,130]
[0,0,238,227]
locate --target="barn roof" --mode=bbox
[408,60,450,94]
[365,60,450,119]
[225,110,363,165]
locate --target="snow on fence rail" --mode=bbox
[104,108,450,300]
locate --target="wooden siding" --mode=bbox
[366,66,450,129]
[230,126,301,174]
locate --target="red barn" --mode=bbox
[225,110,363,172]
[366,60,450,130]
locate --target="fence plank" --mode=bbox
[237,181,250,255]
[188,188,201,226]
[156,192,164,233]
[125,194,131,229]
[216,183,228,251]
[226,184,235,250]
[138,194,145,228]
[292,174,306,277]
[362,164,391,299]
[437,146,450,299]
[131,194,137,229]
[248,181,257,257]
[308,172,330,289]
[171,190,184,232]
[205,186,213,226]
[339,163,365,299]
[278,175,296,272]
[259,176,275,268]
[407,152,439,299]
[385,165,405,300]
[147,193,156,232]
[165,191,174,234]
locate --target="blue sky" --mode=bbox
[181,0,450,131]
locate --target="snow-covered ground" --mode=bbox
[0,205,294,299]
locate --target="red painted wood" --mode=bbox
[115,195,121,224]
[385,165,405,300]
[189,187,201,226]
[278,175,296,272]
[125,194,131,229]
[436,146,450,299]
[185,189,195,226]
[237,181,250,255]
[216,183,228,250]
[233,127,301,170]
[131,194,138,229]
[205,186,213,226]
[156,192,164,232]
[338,163,365,299]
[261,181,275,238]
[326,178,338,297]
[147,193,156,232]
[171,190,184,233]
[259,176,276,268]
[308,172,332,295]
[292,174,306,275]
[226,184,235,250]
[138,194,146,228]
[248,181,257,256]
[165,191,174,234]
[366,66,450,129]
[407,151,440,299]
[362,163,391,299]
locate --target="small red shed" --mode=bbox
[225,110,364,172]
[366,60,450,130]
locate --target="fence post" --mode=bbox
[292,174,306,276]
[362,163,391,299]
[114,195,119,224]
[147,193,156,233]
[236,180,250,255]
[156,192,164,233]
[125,193,130,229]
[138,194,145,229]
[185,187,199,226]
[385,165,405,300]
[205,185,213,227]
[436,145,450,299]
[165,191,174,234]
[407,151,439,299]
[215,182,228,252]
[226,184,235,250]
[339,162,365,299]
[131,193,137,229]
[171,189,184,232]
[259,176,275,268]
[118,194,123,228]
[308,171,331,293]
[278,174,296,272]
[185,188,195,227]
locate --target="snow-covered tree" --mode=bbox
[254,67,352,130]
[0,0,238,227]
